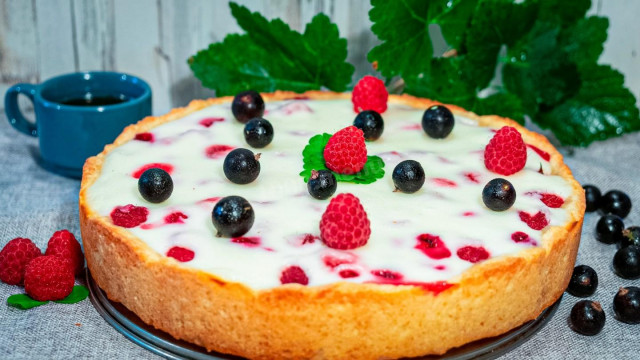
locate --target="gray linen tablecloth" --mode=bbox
[1,111,639,359]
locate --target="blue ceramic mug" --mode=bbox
[5,71,152,178]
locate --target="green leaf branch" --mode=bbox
[189,0,640,147]
[189,2,354,96]
[368,0,640,146]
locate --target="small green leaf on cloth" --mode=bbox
[54,285,89,304]
[7,294,48,310]
[300,134,385,184]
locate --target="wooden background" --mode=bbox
[1,0,638,115]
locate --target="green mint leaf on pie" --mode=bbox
[54,285,89,305]
[300,134,385,184]
[300,133,332,182]
[369,0,640,146]
[7,294,48,310]
[189,2,353,96]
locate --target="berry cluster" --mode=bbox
[588,186,638,278]
[567,185,639,336]
[0,230,84,302]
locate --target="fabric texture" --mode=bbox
[1,112,639,359]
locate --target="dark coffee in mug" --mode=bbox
[4,72,152,178]
[61,95,129,106]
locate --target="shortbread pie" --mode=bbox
[79,91,585,359]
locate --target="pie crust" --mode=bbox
[79,91,585,359]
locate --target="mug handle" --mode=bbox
[4,83,38,137]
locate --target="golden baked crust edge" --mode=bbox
[79,91,585,360]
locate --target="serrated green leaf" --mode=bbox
[537,0,591,25]
[472,93,525,124]
[369,0,640,146]
[503,21,581,111]
[368,0,432,79]
[537,65,640,146]
[189,2,353,96]
[560,16,609,66]
[429,0,478,50]
[465,0,539,90]
[302,14,354,91]
[7,294,48,310]
[299,134,385,184]
[404,57,477,109]
[368,0,479,81]
[54,285,89,305]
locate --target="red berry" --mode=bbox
[205,144,235,159]
[45,230,84,276]
[320,193,371,250]
[24,255,75,301]
[511,231,531,243]
[110,204,149,228]
[280,265,309,285]
[527,144,551,161]
[164,212,188,224]
[199,117,224,128]
[166,246,195,262]
[519,211,549,230]
[339,269,359,278]
[541,193,564,208]
[415,234,451,259]
[231,236,261,247]
[352,75,388,114]
[371,269,403,281]
[134,132,154,142]
[323,126,368,174]
[0,238,42,285]
[484,126,527,175]
[457,246,490,263]
[132,163,174,179]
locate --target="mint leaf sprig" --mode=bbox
[7,285,89,310]
[189,2,354,96]
[300,134,385,184]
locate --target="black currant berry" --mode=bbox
[211,196,255,237]
[569,300,605,336]
[223,148,261,184]
[482,178,516,211]
[583,185,602,213]
[600,190,632,218]
[392,160,425,194]
[307,170,337,200]
[244,117,274,148]
[353,110,384,141]
[138,168,173,203]
[595,214,625,244]
[232,90,265,123]
[619,226,640,249]
[422,105,455,139]
[613,286,640,324]
[613,245,640,279]
[567,265,598,297]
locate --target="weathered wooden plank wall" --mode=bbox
[0,0,638,115]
